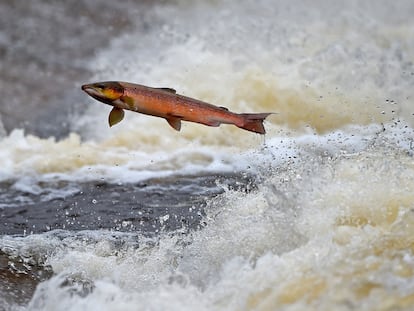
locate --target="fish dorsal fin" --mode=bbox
[166,117,181,131]
[219,106,229,111]
[108,107,125,127]
[157,87,176,94]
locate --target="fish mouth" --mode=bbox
[81,82,125,105]
[81,83,112,104]
[81,84,103,98]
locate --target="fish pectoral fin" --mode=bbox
[108,107,125,127]
[166,116,182,131]
[156,87,177,94]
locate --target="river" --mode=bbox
[1,0,414,310]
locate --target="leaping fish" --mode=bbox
[81,81,272,134]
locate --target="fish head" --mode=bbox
[81,81,125,106]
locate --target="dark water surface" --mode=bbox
[0,174,254,236]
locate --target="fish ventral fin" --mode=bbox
[108,107,125,127]
[166,116,182,131]
[156,87,176,94]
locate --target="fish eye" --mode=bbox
[95,83,106,89]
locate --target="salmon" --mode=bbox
[81,81,272,134]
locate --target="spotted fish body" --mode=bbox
[81,81,272,134]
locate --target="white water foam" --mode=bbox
[1,121,413,310]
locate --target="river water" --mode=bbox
[1,0,414,310]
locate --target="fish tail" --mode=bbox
[237,113,272,134]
